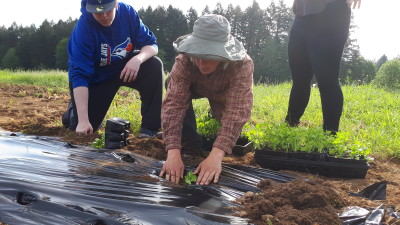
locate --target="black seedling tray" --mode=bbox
[254,150,370,178]
[104,117,130,149]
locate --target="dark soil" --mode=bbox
[1,82,400,225]
[233,178,345,225]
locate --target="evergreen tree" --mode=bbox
[161,6,190,70]
[225,5,243,41]
[340,14,365,84]
[55,38,69,70]
[240,1,266,58]
[376,54,388,71]
[0,23,19,62]
[15,25,37,69]
[1,47,20,69]
[33,20,57,69]
[212,3,225,16]
[186,7,199,31]
[202,6,211,15]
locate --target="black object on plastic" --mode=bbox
[112,152,136,163]
[105,117,130,132]
[105,140,125,149]
[349,182,387,200]
[104,117,130,149]
[16,192,38,205]
[105,132,125,142]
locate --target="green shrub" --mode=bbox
[372,59,400,89]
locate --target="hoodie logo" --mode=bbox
[100,43,111,66]
[111,38,133,59]
[100,38,133,66]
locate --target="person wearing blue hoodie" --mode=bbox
[62,0,163,138]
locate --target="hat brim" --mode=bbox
[173,34,246,61]
[86,0,116,13]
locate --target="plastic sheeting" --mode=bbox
[0,132,296,225]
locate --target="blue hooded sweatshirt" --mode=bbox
[68,0,158,88]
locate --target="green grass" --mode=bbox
[0,69,68,87]
[1,70,399,159]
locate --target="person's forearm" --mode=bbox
[73,86,89,124]
[136,45,158,62]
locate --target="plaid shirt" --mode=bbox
[162,54,254,154]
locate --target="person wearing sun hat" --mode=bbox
[159,14,254,185]
[62,0,163,138]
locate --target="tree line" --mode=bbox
[0,0,387,84]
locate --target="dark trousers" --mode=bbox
[164,76,203,150]
[64,56,164,132]
[285,0,351,132]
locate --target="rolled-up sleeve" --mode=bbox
[213,57,254,154]
[161,55,192,151]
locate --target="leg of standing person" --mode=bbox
[285,16,314,127]
[308,0,351,133]
[124,56,164,137]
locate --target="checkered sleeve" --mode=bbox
[213,56,254,154]
[161,55,192,151]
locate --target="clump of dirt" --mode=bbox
[234,178,344,225]
[123,136,210,167]
[125,137,167,160]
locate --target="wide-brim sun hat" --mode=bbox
[173,14,246,61]
[86,0,116,13]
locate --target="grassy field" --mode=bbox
[1,70,399,159]
[0,69,69,87]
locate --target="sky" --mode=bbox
[1,0,399,61]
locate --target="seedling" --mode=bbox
[91,131,105,149]
[33,93,43,98]
[184,171,197,185]
[8,98,13,108]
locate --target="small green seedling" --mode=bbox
[91,131,105,148]
[184,171,197,185]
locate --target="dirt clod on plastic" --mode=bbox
[233,178,344,225]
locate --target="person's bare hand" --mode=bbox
[194,147,225,185]
[346,0,361,9]
[75,120,93,135]
[159,149,184,184]
[120,56,142,83]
